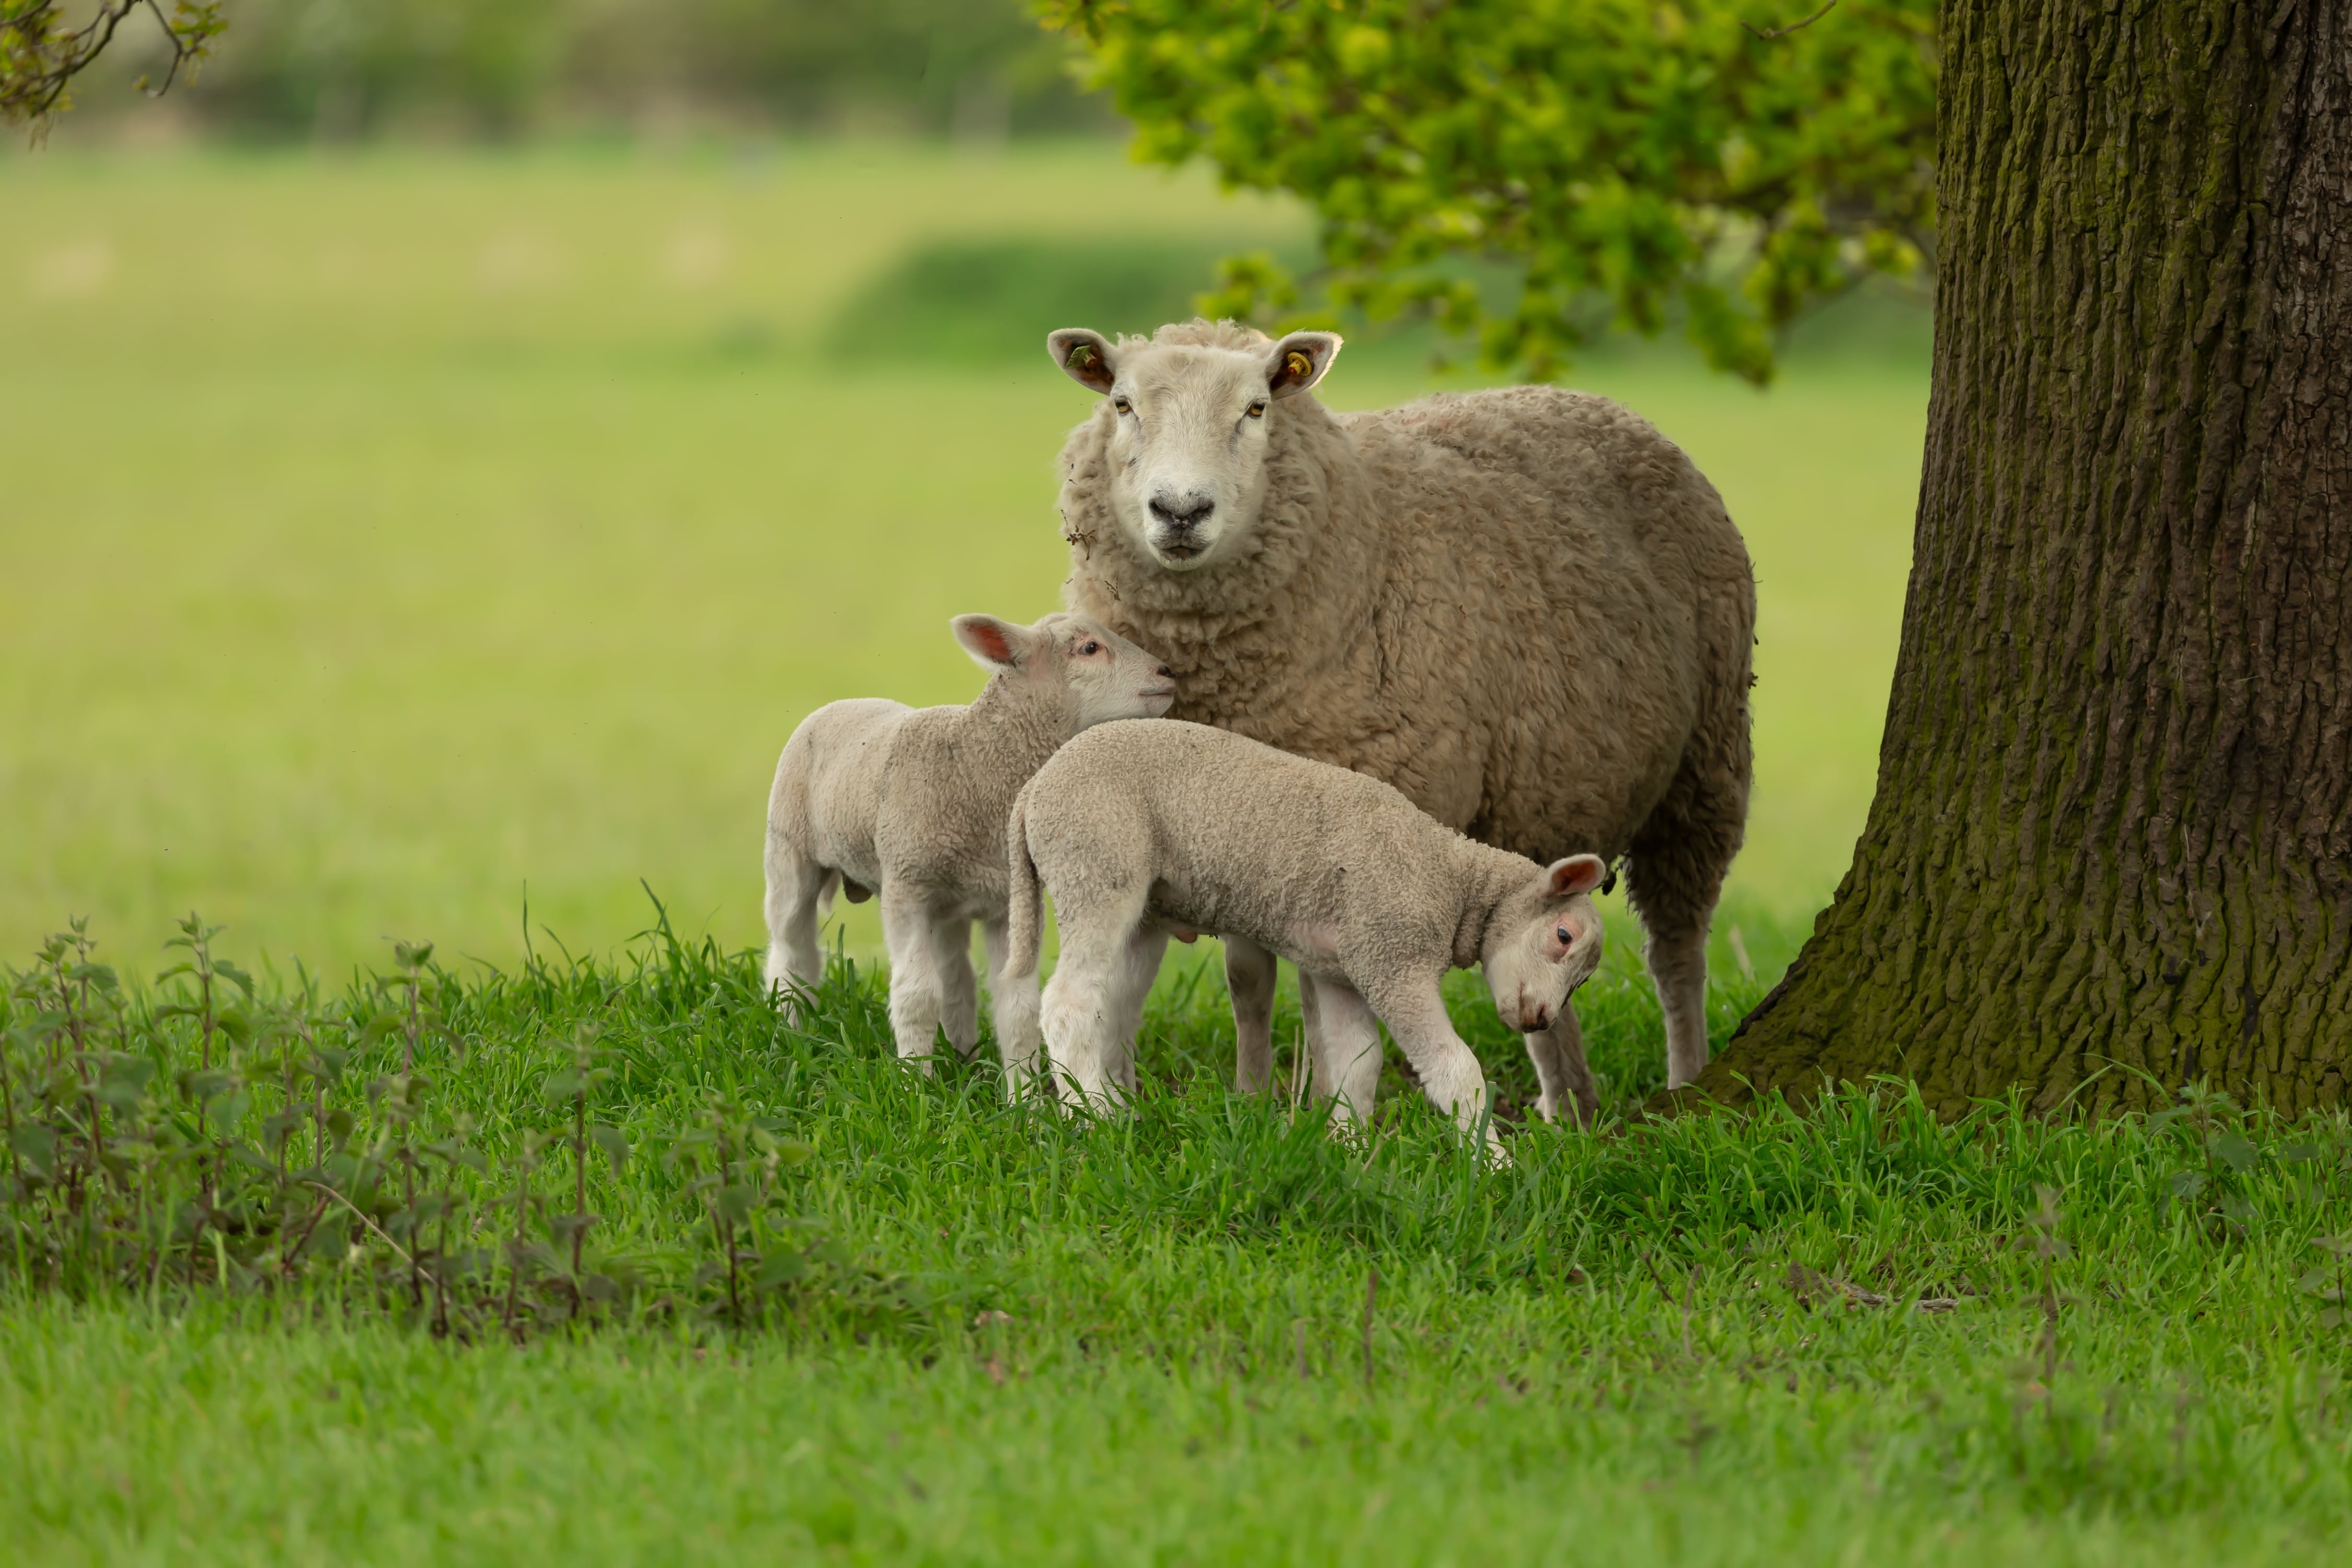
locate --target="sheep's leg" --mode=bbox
[933,915,981,1059]
[880,885,946,1070]
[1297,975,1329,1102]
[1040,890,1148,1110]
[1224,936,1278,1093]
[1522,1002,1600,1129]
[1306,976,1383,1132]
[1646,928,1710,1090]
[1373,982,1506,1161]
[1627,700,1747,1093]
[1103,926,1171,1099]
[762,841,832,1018]
[981,917,1041,1099]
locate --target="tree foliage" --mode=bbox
[1042,0,1938,382]
[2,1,222,131]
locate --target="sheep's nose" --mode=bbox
[1149,492,1215,528]
[1528,1004,1552,1032]
[1155,663,1174,680]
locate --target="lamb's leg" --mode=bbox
[981,917,1041,1099]
[1224,936,1278,1093]
[933,915,981,1059]
[1105,926,1171,1099]
[1307,976,1384,1132]
[880,885,945,1070]
[762,840,832,1018]
[1523,1001,1600,1129]
[1373,981,1506,1161]
[1039,890,1148,1110]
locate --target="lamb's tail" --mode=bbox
[1005,789,1044,981]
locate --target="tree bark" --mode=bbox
[1698,0,2351,1116]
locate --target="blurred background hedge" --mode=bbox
[48,0,1112,143]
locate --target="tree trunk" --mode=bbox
[1698,0,2351,1116]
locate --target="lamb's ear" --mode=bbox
[1264,330,1343,399]
[1047,329,1119,394]
[1543,854,1608,899]
[951,614,1032,674]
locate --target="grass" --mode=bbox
[1,142,1924,974]
[3,915,2349,1564]
[0,143,2024,1563]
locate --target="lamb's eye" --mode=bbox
[1246,401,1267,419]
[1556,926,1573,946]
[1113,396,1132,415]
[1080,641,1101,655]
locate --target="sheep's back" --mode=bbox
[777,697,908,883]
[1031,720,1467,956]
[1330,386,1754,861]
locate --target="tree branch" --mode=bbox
[1744,2,1838,41]
[2,1,225,134]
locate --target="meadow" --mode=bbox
[15,145,2341,1566]
[0,142,1923,976]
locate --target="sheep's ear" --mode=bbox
[951,614,1031,673]
[1264,330,1343,399]
[1543,855,1607,899]
[1047,329,1119,394]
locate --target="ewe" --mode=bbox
[1007,719,1608,1151]
[1047,319,1753,1122]
[763,613,1174,1086]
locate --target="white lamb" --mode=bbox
[1005,719,1608,1148]
[1045,319,1753,1124]
[763,613,1175,1083]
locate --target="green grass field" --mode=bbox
[14,146,2248,1567]
[2,930,2347,1565]
[1,143,1923,977]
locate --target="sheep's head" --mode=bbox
[1481,855,1608,1035]
[950,611,1177,732]
[1047,323,1342,573]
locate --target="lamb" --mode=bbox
[762,612,1175,1085]
[1005,719,1608,1147]
[1045,319,1753,1124]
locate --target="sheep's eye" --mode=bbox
[1113,396,1132,414]
[1080,641,1101,655]
[1246,401,1267,419]
[1556,926,1573,946]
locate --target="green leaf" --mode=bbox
[2211,1133,2258,1173]
[211,960,255,1000]
[713,1184,758,1226]
[2168,1169,2207,1200]
[10,1124,58,1179]
[589,1124,630,1177]
[752,1249,807,1291]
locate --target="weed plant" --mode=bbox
[5,900,2351,1561]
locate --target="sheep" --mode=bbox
[1044,318,1753,1124]
[1005,718,1608,1148]
[762,612,1175,1086]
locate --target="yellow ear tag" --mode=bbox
[1068,345,1097,370]
[1285,350,1312,378]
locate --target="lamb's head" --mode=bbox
[950,611,1177,732]
[1481,855,1609,1035]
[1047,321,1342,573]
